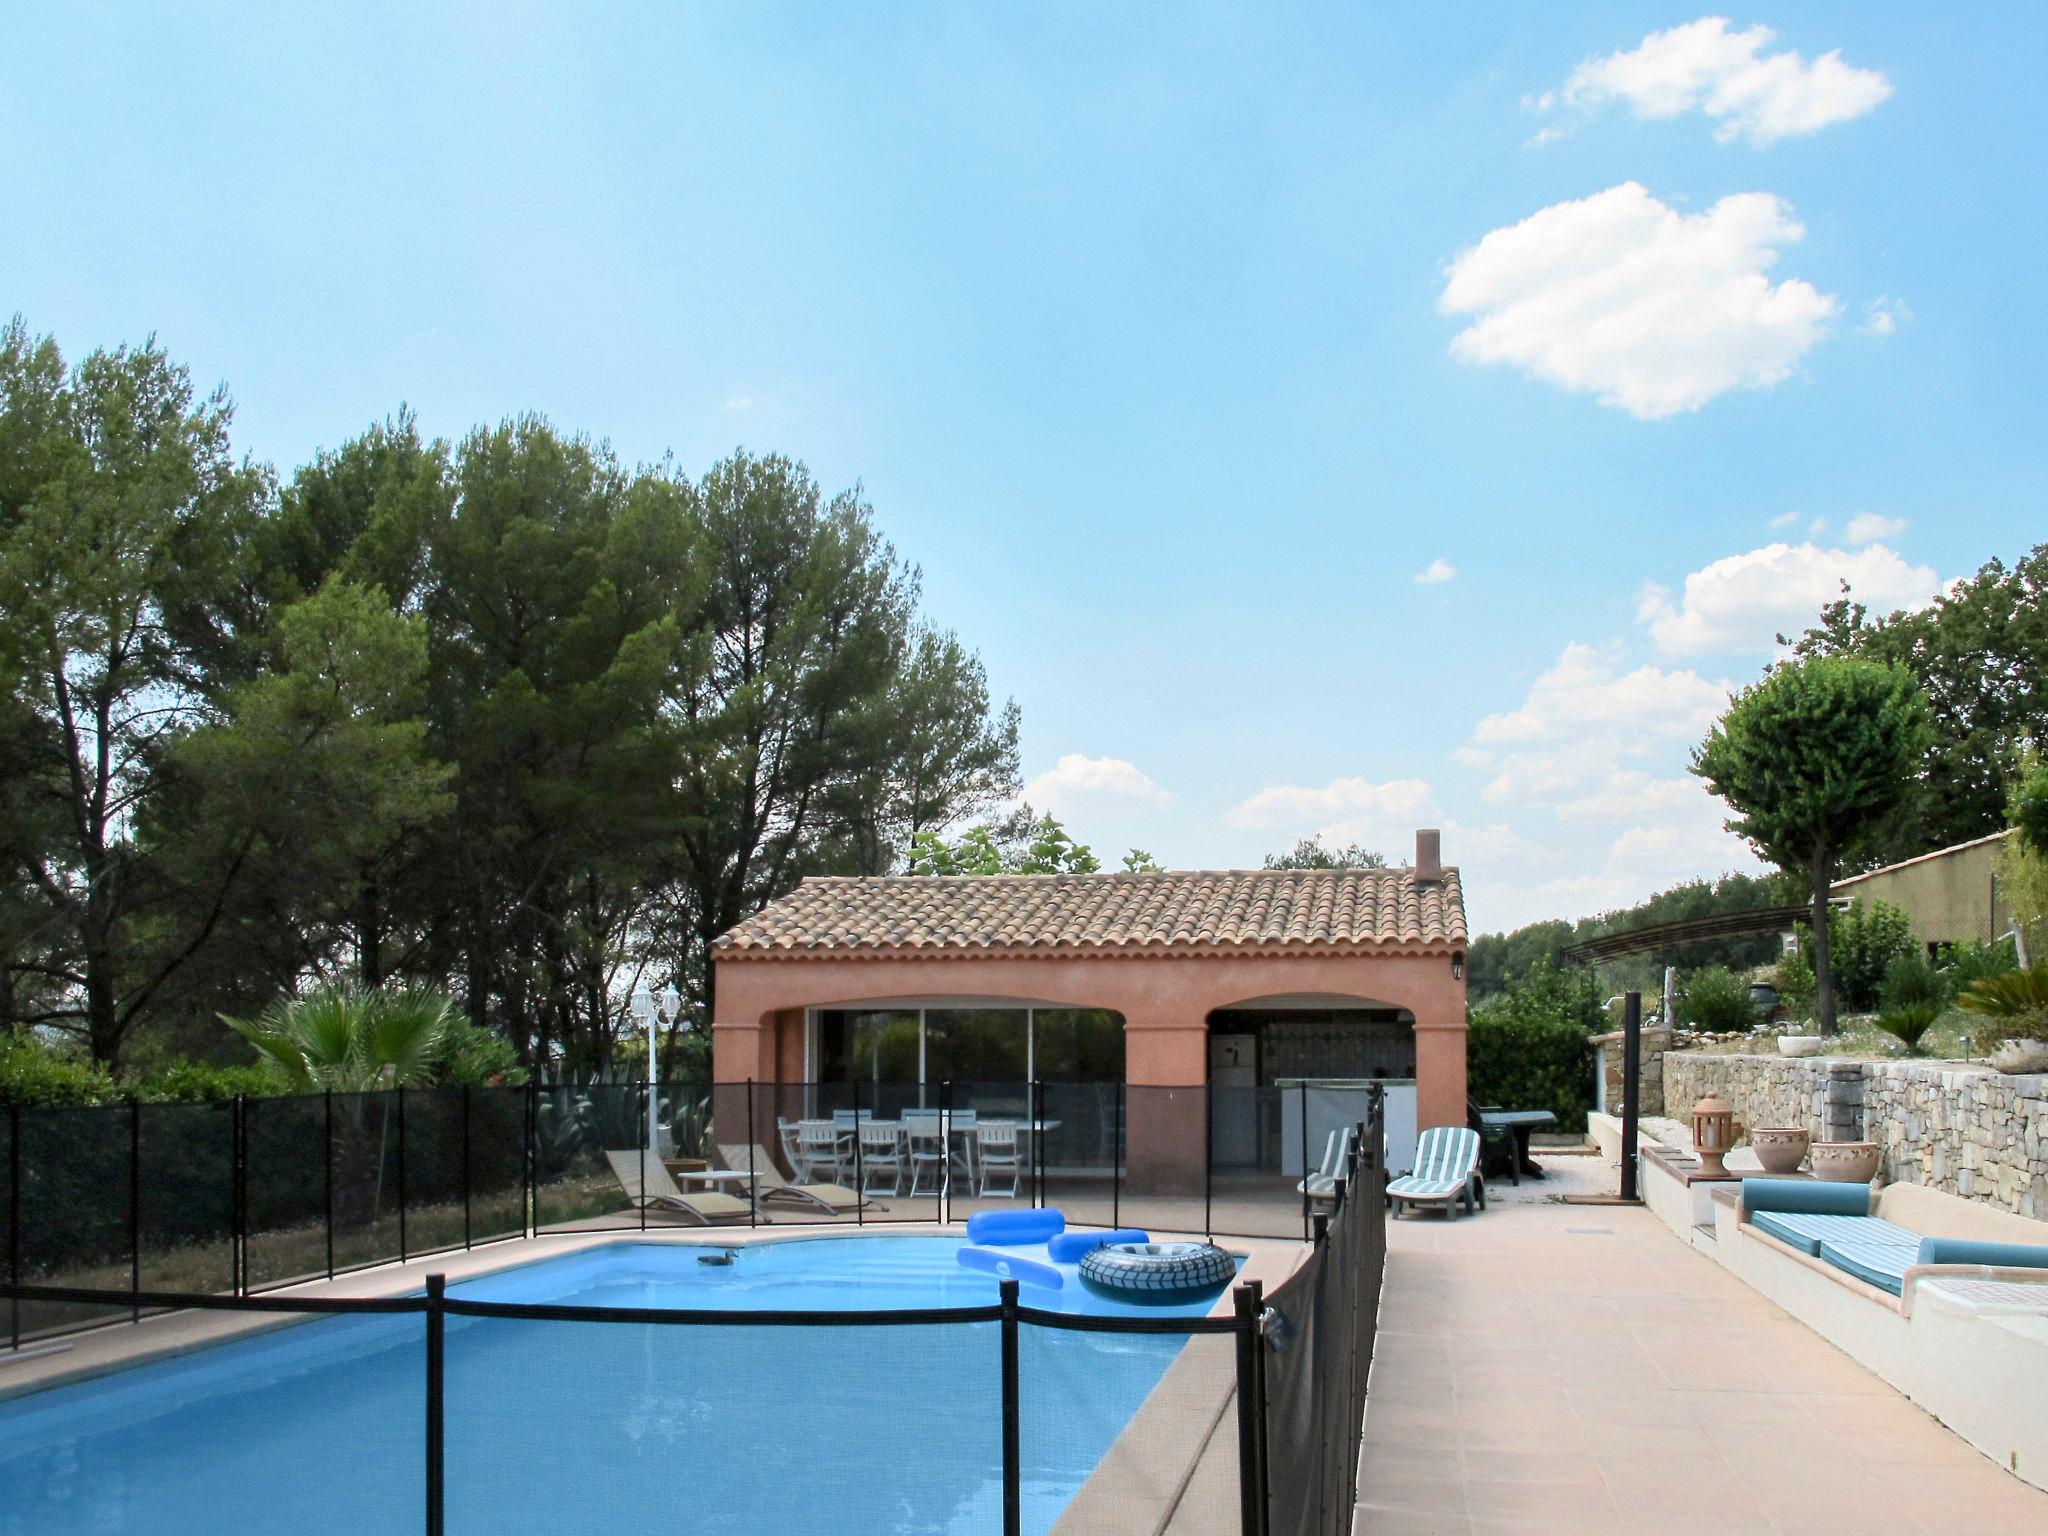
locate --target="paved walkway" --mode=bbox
[1356,1185,2048,1535]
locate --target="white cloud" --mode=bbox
[1224,776,1433,834]
[1768,510,1801,529]
[1637,540,1942,654]
[1471,642,1731,745]
[1862,297,1911,337]
[1023,754,1172,810]
[1545,17,1892,147]
[1440,183,1838,419]
[1844,512,1907,545]
[1413,557,1457,585]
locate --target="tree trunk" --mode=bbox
[356,878,384,988]
[1809,854,1838,1036]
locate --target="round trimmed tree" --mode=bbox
[1692,656,1931,1035]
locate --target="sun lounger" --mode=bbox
[1298,1127,1356,1202]
[716,1143,878,1214]
[604,1149,752,1225]
[1386,1126,1482,1219]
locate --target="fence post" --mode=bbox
[1621,992,1642,1203]
[1246,1278,1268,1526]
[9,1101,21,1349]
[745,1080,758,1230]
[525,1083,537,1239]
[232,1094,247,1296]
[1203,1082,1213,1241]
[638,1082,647,1235]
[128,1099,140,1323]
[1000,1277,1022,1536]
[940,1079,953,1226]
[397,1085,409,1261]
[1298,1083,1311,1243]
[425,1272,446,1536]
[1233,1283,1266,1536]
[324,1089,335,1279]
[1112,1083,1122,1231]
[1312,1211,1329,1248]
[461,1085,472,1251]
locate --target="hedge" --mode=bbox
[1466,1012,1595,1134]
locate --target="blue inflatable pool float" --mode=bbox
[957,1245,1064,1290]
[965,1207,1065,1245]
[1047,1229,1149,1264]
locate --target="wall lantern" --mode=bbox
[1451,953,1464,981]
[1692,1090,1736,1178]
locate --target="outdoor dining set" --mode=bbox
[776,1110,1059,1198]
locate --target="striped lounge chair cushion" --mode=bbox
[1386,1127,1480,1202]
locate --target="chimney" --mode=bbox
[1415,828,1442,883]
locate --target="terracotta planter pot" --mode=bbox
[1810,1141,1881,1183]
[1750,1127,1810,1175]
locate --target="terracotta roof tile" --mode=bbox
[714,868,1466,955]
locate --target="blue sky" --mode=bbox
[6,4,2044,932]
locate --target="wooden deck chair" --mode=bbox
[1385,1127,1483,1219]
[715,1143,878,1215]
[603,1149,751,1225]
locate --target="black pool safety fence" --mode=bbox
[3,1078,1387,1348]
[0,1095,1385,1535]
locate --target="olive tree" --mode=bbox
[1692,656,1931,1034]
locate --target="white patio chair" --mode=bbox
[976,1121,1022,1198]
[857,1119,903,1196]
[904,1111,948,1197]
[776,1116,802,1172]
[796,1119,848,1184]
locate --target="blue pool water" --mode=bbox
[0,1236,1231,1535]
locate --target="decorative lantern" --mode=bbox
[1692,1091,1736,1178]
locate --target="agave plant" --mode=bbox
[224,984,454,1092]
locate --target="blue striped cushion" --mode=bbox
[1752,1212,1918,1255]
[1818,1238,1913,1295]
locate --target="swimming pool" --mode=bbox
[0,1234,1235,1535]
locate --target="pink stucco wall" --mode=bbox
[712,945,1467,1130]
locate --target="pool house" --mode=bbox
[711,830,1469,1196]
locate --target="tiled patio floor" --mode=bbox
[1356,1185,2048,1535]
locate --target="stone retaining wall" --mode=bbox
[1662,1051,2048,1218]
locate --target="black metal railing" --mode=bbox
[0,1095,1386,1534]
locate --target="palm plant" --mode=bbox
[1874,1002,1941,1056]
[1956,964,2048,1022]
[224,985,454,1092]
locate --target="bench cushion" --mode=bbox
[1741,1177,1873,1218]
[1750,1212,1919,1256]
[1915,1236,2048,1271]
[1818,1238,1913,1296]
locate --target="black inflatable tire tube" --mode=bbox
[1078,1241,1235,1298]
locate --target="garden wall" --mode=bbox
[1662,1051,2048,1219]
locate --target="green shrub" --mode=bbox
[1956,963,2048,1045]
[1678,966,1760,1033]
[1880,951,1945,1012]
[1827,899,1916,1012]
[1940,938,2017,995]
[0,1032,122,1106]
[1466,1011,1594,1134]
[132,1059,277,1102]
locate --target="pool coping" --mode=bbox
[1,1221,1309,1403]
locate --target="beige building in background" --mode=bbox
[1831,830,2015,950]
